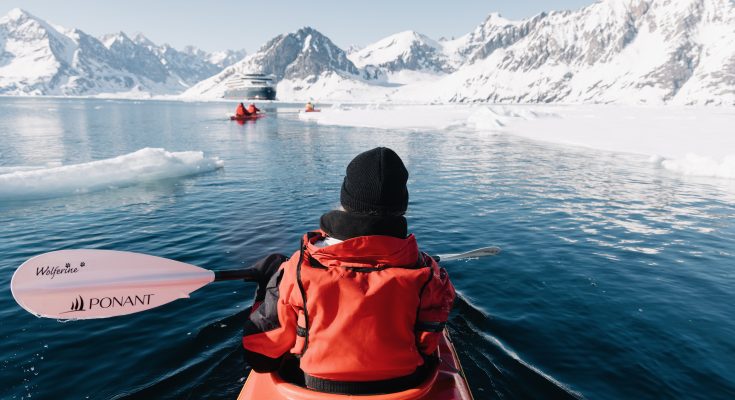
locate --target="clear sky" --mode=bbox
[3,0,598,53]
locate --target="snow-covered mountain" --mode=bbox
[4,0,735,105]
[123,34,226,86]
[349,31,453,73]
[345,44,363,55]
[189,0,734,105]
[204,48,248,68]
[405,0,735,105]
[0,8,239,96]
[183,27,362,99]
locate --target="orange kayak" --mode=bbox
[230,114,264,121]
[236,330,474,400]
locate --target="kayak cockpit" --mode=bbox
[236,330,474,400]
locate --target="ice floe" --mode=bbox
[0,148,224,201]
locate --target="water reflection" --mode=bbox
[1,99,65,166]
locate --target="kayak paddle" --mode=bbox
[435,246,501,261]
[11,246,500,320]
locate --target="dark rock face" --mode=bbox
[246,27,359,80]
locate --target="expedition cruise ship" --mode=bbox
[224,74,276,100]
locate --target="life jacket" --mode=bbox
[305,103,314,111]
[235,104,246,116]
[247,104,257,114]
[242,230,455,385]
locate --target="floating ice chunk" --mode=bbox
[661,154,735,179]
[0,148,224,201]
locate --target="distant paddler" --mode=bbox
[235,102,249,118]
[247,103,261,115]
[304,101,320,112]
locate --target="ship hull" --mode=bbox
[224,86,276,100]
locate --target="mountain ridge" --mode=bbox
[3,1,734,105]
[0,8,244,96]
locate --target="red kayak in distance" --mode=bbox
[236,330,474,400]
[230,114,265,121]
[304,109,321,113]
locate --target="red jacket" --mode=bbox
[235,104,247,116]
[242,231,455,382]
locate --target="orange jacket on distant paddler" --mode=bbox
[235,103,247,117]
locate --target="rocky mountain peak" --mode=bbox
[244,26,358,80]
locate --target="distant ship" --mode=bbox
[224,73,276,100]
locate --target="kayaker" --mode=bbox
[305,101,314,112]
[242,147,456,395]
[235,102,250,117]
[246,103,260,115]
[236,102,248,117]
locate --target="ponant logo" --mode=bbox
[62,295,86,313]
[61,294,154,313]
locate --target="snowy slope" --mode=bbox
[205,49,247,68]
[0,8,234,96]
[129,35,228,85]
[398,0,735,105]
[349,30,453,73]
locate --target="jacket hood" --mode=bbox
[306,231,419,269]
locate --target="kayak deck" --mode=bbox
[230,114,264,121]
[236,330,473,400]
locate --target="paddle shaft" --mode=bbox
[214,268,258,282]
[212,246,501,281]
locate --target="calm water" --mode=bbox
[1,98,734,400]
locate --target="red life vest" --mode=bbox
[247,104,257,114]
[242,231,455,382]
[235,104,246,116]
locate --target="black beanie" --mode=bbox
[340,147,409,215]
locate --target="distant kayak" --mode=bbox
[236,330,474,400]
[304,109,321,113]
[230,114,264,121]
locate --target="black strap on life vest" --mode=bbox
[295,237,309,356]
[303,364,429,395]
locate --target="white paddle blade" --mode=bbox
[11,250,215,320]
[438,246,501,261]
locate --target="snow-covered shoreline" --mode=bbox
[299,104,735,181]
